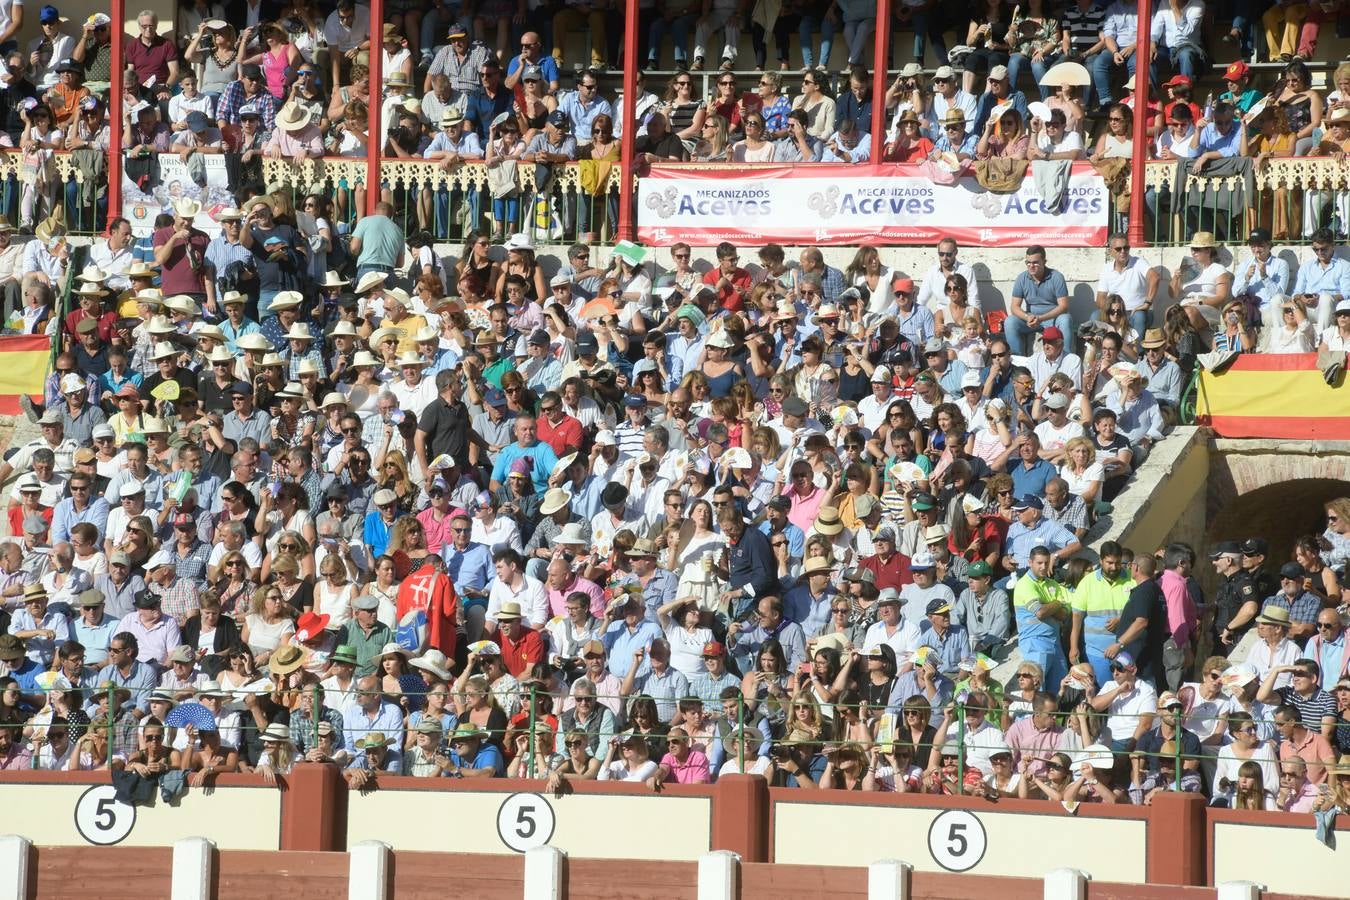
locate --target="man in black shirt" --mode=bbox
[416,370,479,474]
[718,506,778,621]
[1239,537,1279,604]
[635,112,688,163]
[239,196,305,320]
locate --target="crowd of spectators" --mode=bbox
[5,0,1350,244]
[0,206,1346,814]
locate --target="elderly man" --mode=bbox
[1304,608,1349,690]
[8,585,69,667]
[343,673,405,771]
[1262,561,1322,642]
[336,596,394,677]
[601,595,665,681]
[265,103,325,162]
[50,472,109,546]
[116,588,182,670]
[489,415,559,494]
[1003,496,1082,575]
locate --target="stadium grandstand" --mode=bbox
[0,0,1347,897]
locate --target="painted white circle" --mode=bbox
[74,784,136,846]
[495,792,556,853]
[927,809,987,872]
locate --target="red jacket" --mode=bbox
[396,566,459,660]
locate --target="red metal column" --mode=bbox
[616,0,640,241]
[108,0,125,220]
[366,0,383,217]
[870,0,892,163]
[1126,0,1150,246]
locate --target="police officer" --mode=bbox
[1212,541,1258,650]
[1240,538,1279,604]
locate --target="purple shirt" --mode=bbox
[118,612,183,667]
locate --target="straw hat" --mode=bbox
[1189,231,1218,250]
[814,506,844,536]
[355,271,388,294]
[539,488,570,515]
[269,644,309,676]
[276,103,310,133]
[1255,605,1291,628]
[318,271,350,288]
[1141,328,1166,349]
[237,333,273,352]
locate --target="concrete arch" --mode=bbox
[1206,476,1350,570]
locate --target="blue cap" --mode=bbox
[547,109,570,129]
[227,381,253,396]
[39,5,62,23]
[624,394,647,408]
[1110,650,1135,669]
[1012,495,1043,511]
[185,111,210,132]
[484,388,507,407]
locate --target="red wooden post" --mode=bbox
[366,0,383,217]
[616,0,640,241]
[1126,0,1150,246]
[870,0,892,163]
[108,0,125,220]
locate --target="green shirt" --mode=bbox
[352,215,405,269]
[483,357,516,389]
[339,620,395,676]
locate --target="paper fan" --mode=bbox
[722,447,752,469]
[34,671,72,692]
[429,454,455,470]
[468,640,501,656]
[889,461,926,485]
[165,701,218,731]
[151,380,181,402]
[912,646,933,667]
[579,297,618,321]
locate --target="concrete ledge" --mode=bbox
[1087,426,1208,559]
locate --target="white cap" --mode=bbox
[60,373,85,394]
[146,549,175,570]
[871,365,892,383]
[960,370,982,390]
[594,430,616,446]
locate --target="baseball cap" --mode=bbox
[1279,561,1306,580]
[702,641,725,657]
[1041,326,1064,342]
[1224,60,1250,81]
[925,598,953,616]
[1110,650,1135,669]
[1012,495,1044,511]
[1240,538,1268,556]
[1043,392,1069,410]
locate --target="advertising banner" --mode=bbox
[637,162,1109,247]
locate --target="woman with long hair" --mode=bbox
[1018,751,1076,800]
[254,724,297,785]
[662,73,707,140]
[694,112,730,161]
[1059,436,1104,505]
[731,112,775,162]
[1212,711,1279,806]
[976,106,1029,159]
[580,113,620,243]
[379,450,424,515]
[670,499,725,573]
[387,515,433,580]
[844,244,894,315]
[242,584,297,668]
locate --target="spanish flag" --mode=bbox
[1196,353,1350,439]
[0,335,51,415]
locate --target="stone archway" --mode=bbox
[1206,477,1350,571]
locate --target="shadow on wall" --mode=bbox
[1206,477,1350,572]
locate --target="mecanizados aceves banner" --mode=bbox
[637,162,1109,247]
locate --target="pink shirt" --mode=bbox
[265,125,325,159]
[660,748,711,784]
[1005,717,1066,776]
[783,485,826,533]
[1159,569,1198,647]
[546,575,606,619]
[417,506,455,554]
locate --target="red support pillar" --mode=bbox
[870,0,892,164]
[366,0,384,217]
[108,0,125,220]
[616,0,640,242]
[1126,0,1150,246]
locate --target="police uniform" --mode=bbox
[1213,568,1258,646]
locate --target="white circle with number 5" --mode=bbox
[74,784,136,846]
[927,809,986,872]
[496,792,556,853]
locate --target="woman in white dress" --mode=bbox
[671,500,726,572]
[313,554,358,630]
[1169,233,1233,332]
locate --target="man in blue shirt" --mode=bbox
[50,472,110,544]
[1005,246,1072,356]
[602,597,662,680]
[759,496,804,561]
[1231,228,1291,320]
[464,60,513,143]
[784,557,836,636]
[343,674,406,770]
[1293,228,1350,333]
[441,511,494,610]
[444,722,505,776]
[727,595,807,672]
[932,109,978,161]
[556,72,612,145]
[1003,496,1083,573]
[1010,433,1057,499]
[489,415,560,493]
[1190,101,1241,174]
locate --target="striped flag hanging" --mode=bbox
[1195,353,1350,439]
[0,335,52,415]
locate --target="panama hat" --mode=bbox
[276,103,310,133]
[1255,605,1292,628]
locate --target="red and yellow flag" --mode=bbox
[0,335,51,415]
[1196,353,1350,439]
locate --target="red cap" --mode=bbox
[1163,74,1191,88]
[702,641,725,657]
[1041,326,1064,341]
[891,275,915,294]
[1223,61,1249,82]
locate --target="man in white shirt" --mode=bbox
[1149,0,1205,84]
[486,548,548,630]
[927,65,977,142]
[1089,651,1158,750]
[1033,391,1086,463]
[323,0,372,86]
[862,590,921,655]
[917,237,981,313]
[1097,235,1160,343]
[1020,326,1083,393]
[87,217,135,292]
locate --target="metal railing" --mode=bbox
[0,150,105,237]
[8,678,1313,802]
[262,157,626,246]
[1144,156,1350,246]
